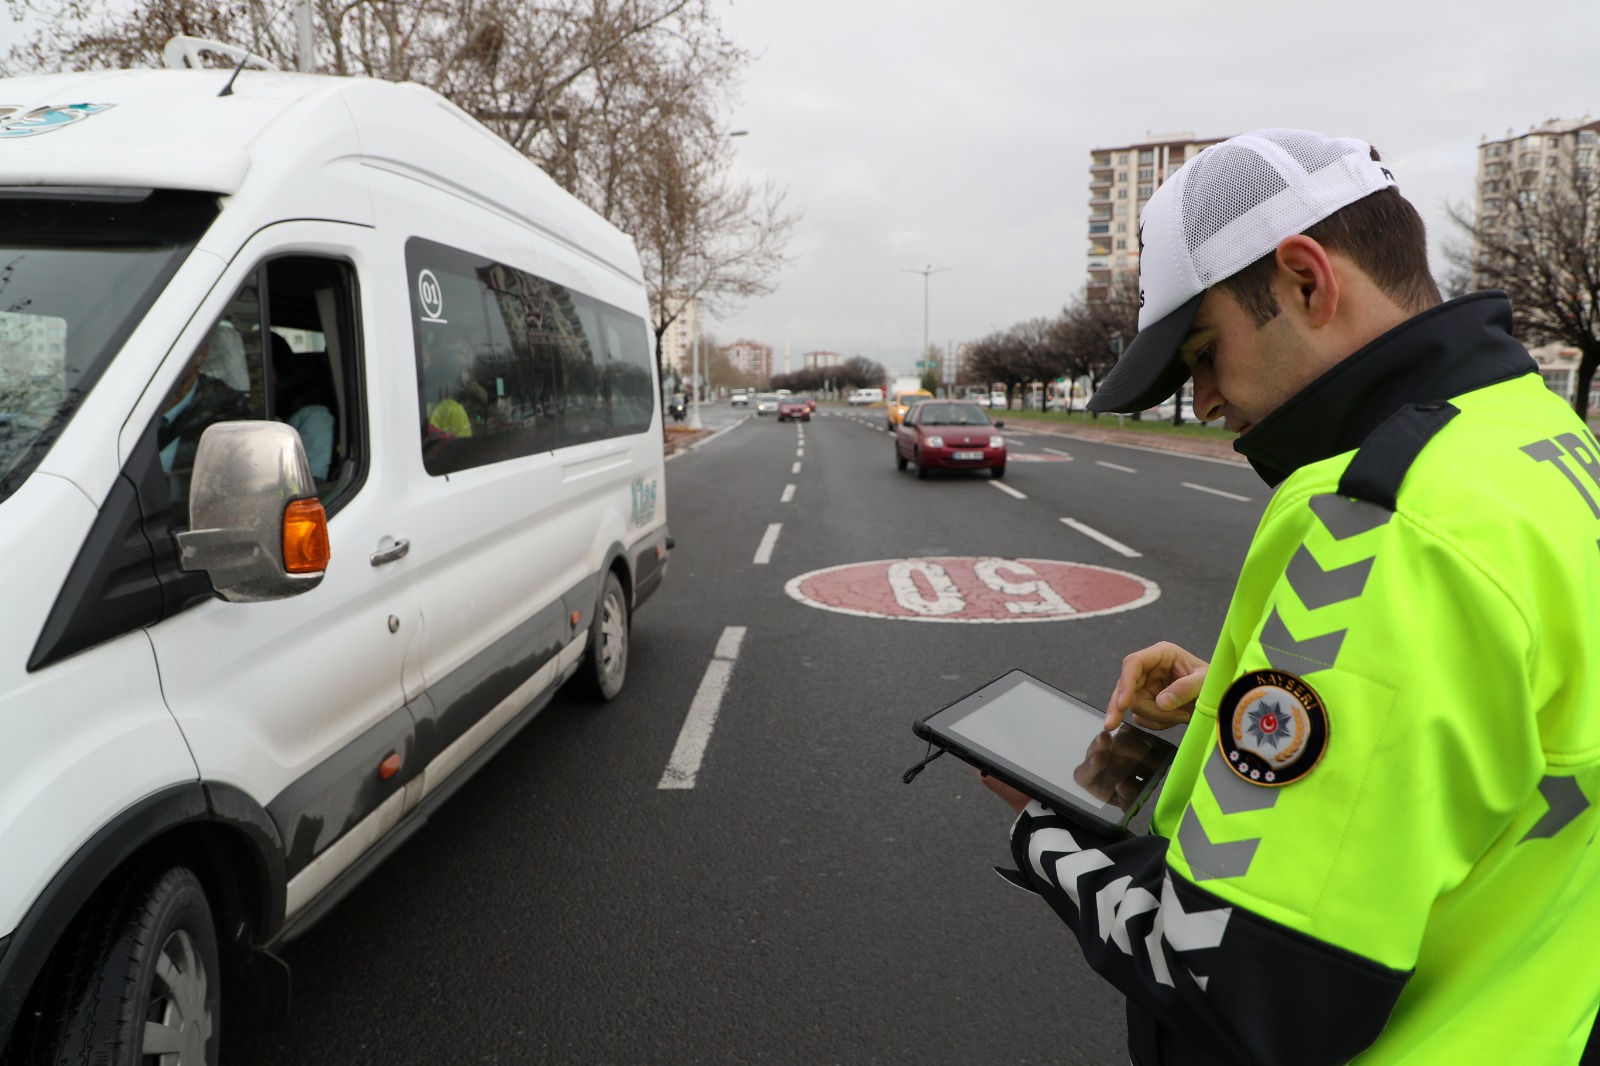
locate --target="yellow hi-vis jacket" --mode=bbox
[1010,293,1600,1065]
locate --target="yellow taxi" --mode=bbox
[886,389,933,429]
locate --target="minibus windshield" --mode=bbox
[0,189,218,502]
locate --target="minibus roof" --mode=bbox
[0,69,642,283]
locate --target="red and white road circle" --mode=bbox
[785,556,1159,623]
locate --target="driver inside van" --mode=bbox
[158,323,252,503]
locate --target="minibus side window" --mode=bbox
[407,237,654,477]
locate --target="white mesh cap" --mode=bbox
[1088,129,1398,413]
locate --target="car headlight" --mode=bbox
[989,435,1004,448]
[925,435,944,448]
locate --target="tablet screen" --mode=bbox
[937,672,1174,825]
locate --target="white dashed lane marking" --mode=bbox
[1043,448,1073,459]
[1182,481,1252,502]
[988,480,1027,500]
[1097,460,1137,473]
[753,523,783,564]
[658,626,747,790]
[781,484,795,503]
[1060,517,1142,558]
[792,461,802,474]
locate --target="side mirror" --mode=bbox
[994,420,1005,429]
[176,421,329,603]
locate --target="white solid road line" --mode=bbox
[781,484,796,503]
[1043,447,1074,459]
[1060,517,1142,558]
[1097,460,1137,473]
[658,626,748,790]
[753,522,783,564]
[792,461,802,474]
[988,480,1027,500]
[1183,481,1253,502]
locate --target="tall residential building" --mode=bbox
[721,338,773,380]
[1474,116,1600,250]
[1087,132,1227,301]
[802,350,842,370]
[656,291,702,379]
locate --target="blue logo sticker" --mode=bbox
[0,103,114,140]
[630,476,658,527]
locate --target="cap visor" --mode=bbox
[1086,293,1204,413]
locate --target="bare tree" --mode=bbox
[5,0,799,392]
[1448,157,1600,419]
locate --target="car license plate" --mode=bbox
[953,450,984,460]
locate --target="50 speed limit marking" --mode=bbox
[784,557,1158,623]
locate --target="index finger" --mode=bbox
[1104,656,1147,730]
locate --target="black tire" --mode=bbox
[992,463,1006,480]
[580,570,630,701]
[895,448,908,471]
[914,449,929,479]
[11,865,221,1066]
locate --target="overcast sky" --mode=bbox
[3,2,1593,378]
[715,0,1600,375]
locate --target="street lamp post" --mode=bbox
[903,264,949,389]
[689,297,704,429]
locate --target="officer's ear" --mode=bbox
[1274,235,1339,330]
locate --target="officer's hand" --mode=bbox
[978,770,1031,813]
[1104,641,1208,731]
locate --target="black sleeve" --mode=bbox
[1009,802,1410,1066]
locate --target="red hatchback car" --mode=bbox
[777,394,812,422]
[895,400,1006,479]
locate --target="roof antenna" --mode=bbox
[218,51,250,97]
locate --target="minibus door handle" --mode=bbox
[370,537,411,567]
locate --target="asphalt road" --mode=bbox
[228,403,1268,1065]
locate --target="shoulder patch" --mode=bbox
[1217,670,1329,787]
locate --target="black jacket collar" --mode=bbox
[1234,291,1537,486]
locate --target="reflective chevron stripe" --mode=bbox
[1020,805,1233,991]
[1259,607,1346,673]
[1521,776,1592,842]
[1308,494,1392,540]
[1204,746,1279,814]
[1285,545,1374,609]
[1178,804,1261,880]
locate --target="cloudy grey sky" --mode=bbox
[715,0,1599,376]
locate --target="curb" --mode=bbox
[664,415,749,461]
[1002,419,1247,465]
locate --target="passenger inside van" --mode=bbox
[270,332,335,480]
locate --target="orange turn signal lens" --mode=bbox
[283,498,330,574]
[378,752,402,780]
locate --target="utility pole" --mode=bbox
[689,296,703,429]
[902,264,949,377]
[296,0,315,72]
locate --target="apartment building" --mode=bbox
[1087,132,1227,301]
[802,350,842,371]
[721,338,773,380]
[656,291,702,378]
[1474,116,1600,244]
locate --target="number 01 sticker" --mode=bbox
[784,557,1158,623]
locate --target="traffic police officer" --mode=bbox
[982,129,1600,1065]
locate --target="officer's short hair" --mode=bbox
[1219,149,1443,327]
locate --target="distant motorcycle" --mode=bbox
[668,397,687,422]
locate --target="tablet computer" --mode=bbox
[913,668,1178,835]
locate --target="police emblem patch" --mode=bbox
[1218,670,1328,786]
